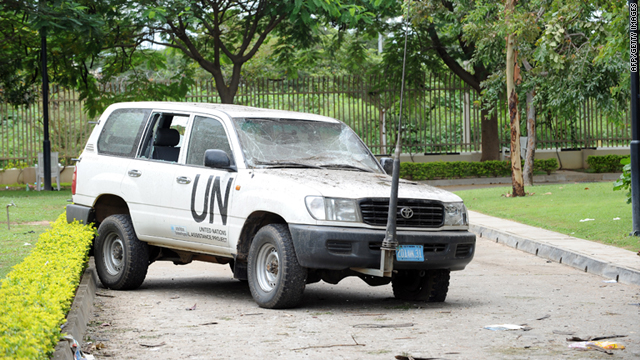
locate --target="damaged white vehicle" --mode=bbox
[67,102,475,309]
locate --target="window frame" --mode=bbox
[184,115,236,168]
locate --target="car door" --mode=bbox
[121,112,189,240]
[82,108,151,206]
[168,115,237,255]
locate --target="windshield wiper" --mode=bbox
[254,161,322,169]
[318,164,373,172]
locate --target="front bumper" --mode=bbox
[288,224,475,271]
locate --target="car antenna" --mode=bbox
[352,3,410,278]
[379,3,411,277]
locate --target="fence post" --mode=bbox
[463,90,471,146]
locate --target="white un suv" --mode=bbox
[67,102,475,308]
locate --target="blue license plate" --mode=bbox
[396,245,424,262]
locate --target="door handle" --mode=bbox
[176,176,191,184]
[128,170,142,178]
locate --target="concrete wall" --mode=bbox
[395,147,630,170]
[0,166,74,186]
[0,147,630,185]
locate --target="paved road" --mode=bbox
[85,235,640,359]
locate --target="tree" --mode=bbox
[505,0,525,196]
[466,0,626,180]
[0,0,104,106]
[400,0,503,161]
[107,0,395,104]
[0,0,199,119]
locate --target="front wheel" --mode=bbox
[247,224,307,309]
[392,269,450,302]
[95,214,149,290]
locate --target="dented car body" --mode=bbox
[67,102,475,308]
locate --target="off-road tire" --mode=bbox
[392,269,450,302]
[247,224,307,309]
[95,214,149,290]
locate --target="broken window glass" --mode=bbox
[233,118,382,173]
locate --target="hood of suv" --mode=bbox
[251,168,462,203]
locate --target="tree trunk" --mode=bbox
[212,71,234,104]
[480,104,500,161]
[505,0,525,197]
[211,64,243,104]
[523,90,536,186]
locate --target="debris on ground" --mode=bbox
[186,303,197,311]
[553,330,575,335]
[353,323,414,328]
[483,324,531,331]
[139,342,166,348]
[568,341,625,354]
[95,293,115,298]
[291,335,364,350]
[567,335,627,342]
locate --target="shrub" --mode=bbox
[587,155,630,173]
[534,158,559,175]
[613,157,631,204]
[0,214,94,360]
[400,159,558,181]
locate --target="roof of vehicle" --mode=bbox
[107,102,340,123]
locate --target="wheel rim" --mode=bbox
[103,233,124,276]
[255,243,279,292]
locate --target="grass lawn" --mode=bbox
[454,182,639,253]
[0,188,72,281]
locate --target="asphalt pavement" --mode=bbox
[430,170,640,287]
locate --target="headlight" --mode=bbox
[305,196,361,222]
[443,202,468,226]
[305,196,325,220]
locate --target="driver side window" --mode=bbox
[186,116,234,166]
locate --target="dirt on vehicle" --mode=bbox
[83,235,640,359]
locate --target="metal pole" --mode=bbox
[630,0,640,235]
[379,13,410,277]
[6,202,16,231]
[40,14,52,191]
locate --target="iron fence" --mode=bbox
[0,75,631,167]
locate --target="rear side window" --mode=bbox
[97,109,150,157]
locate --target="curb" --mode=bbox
[470,224,640,287]
[52,260,97,360]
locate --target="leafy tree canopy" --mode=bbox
[464,0,627,124]
[0,0,104,105]
[102,0,397,104]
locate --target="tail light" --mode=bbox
[72,166,77,195]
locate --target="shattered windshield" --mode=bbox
[233,118,382,173]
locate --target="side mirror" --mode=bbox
[380,157,393,175]
[204,149,237,171]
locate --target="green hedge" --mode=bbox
[0,214,94,360]
[587,154,630,173]
[400,159,559,181]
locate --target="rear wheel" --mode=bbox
[392,269,450,302]
[95,214,149,290]
[247,224,307,309]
